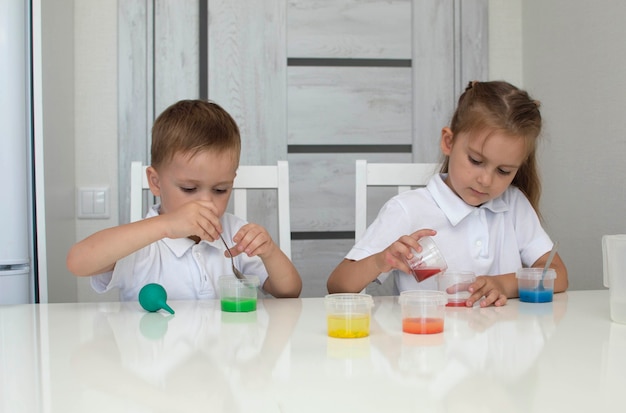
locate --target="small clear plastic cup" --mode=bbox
[325,293,374,338]
[218,275,260,312]
[437,271,476,307]
[516,268,556,303]
[398,290,447,334]
[405,237,448,282]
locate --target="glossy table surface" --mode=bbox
[1,290,624,412]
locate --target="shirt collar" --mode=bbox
[146,204,223,258]
[427,174,509,226]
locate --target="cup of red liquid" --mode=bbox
[399,290,447,334]
[437,271,476,307]
[404,236,448,282]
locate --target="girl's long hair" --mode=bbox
[440,81,543,215]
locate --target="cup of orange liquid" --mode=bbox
[399,290,447,334]
[325,293,374,338]
[404,236,448,282]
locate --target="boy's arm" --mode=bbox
[66,216,169,277]
[230,223,301,298]
[259,246,302,298]
[67,200,226,277]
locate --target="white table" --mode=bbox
[1,290,624,412]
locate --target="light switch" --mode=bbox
[78,187,110,219]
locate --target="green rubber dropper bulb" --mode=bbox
[138,283,175,314]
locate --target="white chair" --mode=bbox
[355,160,440,295]
[130,160,292,258]
[354,160,440,243]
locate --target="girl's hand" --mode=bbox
[467,275,508,307]
[375,229,437,275]
[230,224,277,259]
[160,201,222,241]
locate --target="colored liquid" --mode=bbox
[221,297,257,312]
[446,299,467,307]
[413,267,442,282]
[519,288,553,303]
[402,317,444,334]
[327,314,370,338]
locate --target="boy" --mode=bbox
[67,100,302,300]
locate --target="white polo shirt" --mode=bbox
[346,174,553,293]
[92,205,268,301]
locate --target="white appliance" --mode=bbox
[0,0,43,304]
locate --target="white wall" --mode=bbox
[523,0,626,290]
[73,0,119,302]
[488,0,522,86]
[40,0,77,302]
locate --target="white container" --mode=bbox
[437,271,476,307]
[398,290,447,334]
[325,293,374,338]
[602,235,626,324]
[218,275,260,313]
[404,236,448,283]
[516,268,556,303]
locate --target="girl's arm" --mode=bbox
[466,251,568,307]
[328,229,437,294]
[327,256,386,293]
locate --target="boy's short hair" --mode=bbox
[150,100,241,169]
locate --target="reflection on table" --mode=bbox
[0,290,624,412]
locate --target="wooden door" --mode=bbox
[118,0,488,297]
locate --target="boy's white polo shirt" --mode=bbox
[346,174,553,293]
[92,205,268,301]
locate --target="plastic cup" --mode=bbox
[405,236,448,282]
[325,293,374,338]
[399,290,447,334]
[516,268,556,303]
[437,271,476,307]
[218,275,260,312]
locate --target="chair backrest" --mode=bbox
[354,160,440,242]
[130,161,292,258]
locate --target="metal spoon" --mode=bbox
[219,234,246,280]
[541,241,559,289]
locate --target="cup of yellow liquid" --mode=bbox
[325,293,374,338]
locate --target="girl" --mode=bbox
[328,81,568,307]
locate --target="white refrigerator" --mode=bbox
[0,0,44,304]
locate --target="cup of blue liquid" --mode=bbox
[516,268,556,303]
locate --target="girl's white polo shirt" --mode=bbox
[346,174,553,293]
[92,205,268,301]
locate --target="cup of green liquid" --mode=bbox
[219,275,260,312]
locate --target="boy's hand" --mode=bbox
[161,201,223,241]
[375,229,436,275]
[229,224,277,258]
[467,276,508,307]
